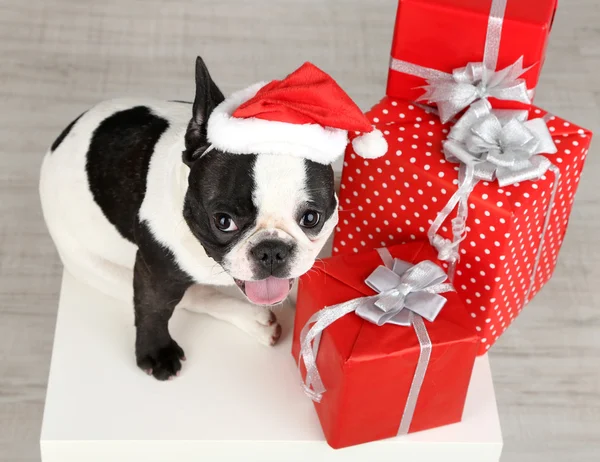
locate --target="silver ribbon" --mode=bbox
[298,248,454,435]
[419,59,532,124]
[525,163,561,303]
[484,0,508,70]
[428,100,558,277]
[389,0,535,122]
[444,100,557,186]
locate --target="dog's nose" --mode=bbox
[251,240,292,272]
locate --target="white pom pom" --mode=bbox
[352,129,388,159]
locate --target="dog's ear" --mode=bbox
[183,56,225,166]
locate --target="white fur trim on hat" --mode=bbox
[352,129,388,159]
[207,82,349,165]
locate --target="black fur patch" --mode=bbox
[302,159,337,236]
[86,106,169,242]
[183,151,258,265]
[50,112,86,152]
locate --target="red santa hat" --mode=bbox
[207,62,388,164]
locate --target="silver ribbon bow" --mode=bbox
[428,100,558,279]
[359,259,453,327]
[420,58,532,124]
[390,0,538,122]
[444,99,558,187]
[299,249,453,416]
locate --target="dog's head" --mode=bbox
[182,58,338,305]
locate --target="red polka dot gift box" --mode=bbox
[332,97,592,355]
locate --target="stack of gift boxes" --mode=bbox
[291,0,592,450]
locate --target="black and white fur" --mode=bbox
[40,57,338,381]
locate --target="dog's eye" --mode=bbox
[214,213,238,232]
[300,210,321,228]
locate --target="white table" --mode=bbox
[41,271,503,462]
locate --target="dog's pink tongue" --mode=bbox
[244,277,290,305]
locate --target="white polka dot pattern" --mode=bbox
[333,98,592,355]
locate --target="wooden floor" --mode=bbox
[1,0,599,460]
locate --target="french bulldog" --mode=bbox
[39,57,339,380]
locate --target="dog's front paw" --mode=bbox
[251,309,282,347]
[136,339,186,381]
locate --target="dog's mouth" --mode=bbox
[234,277,295,306]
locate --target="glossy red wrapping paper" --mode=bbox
[387,0,558,107]
[291,242,479,449]
[333,97,592,355]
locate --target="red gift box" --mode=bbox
[333,97,592,355]
[291,242,479,449]
[387,0,558,112]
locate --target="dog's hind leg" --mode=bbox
[54,239,134,303]
[40,149,137,303]
[178,284,282,346]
